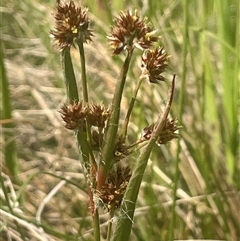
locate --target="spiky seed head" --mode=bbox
[107,10,158,54]
[141,47,170,83]
[59,102,88,130]
[98,165,131,212]
[51,0,93,50]
[86,103,110,128]
[143,118,180,144]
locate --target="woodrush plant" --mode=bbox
[51,1,180,240]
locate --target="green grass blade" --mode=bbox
[62,49,79,103]
[0,41,19,182]
[110,141,154,241]
[98,51,133,189]
[168,1,189,240]
[111,78,175,241]
[215,0,239,181]
[77,41,89,103]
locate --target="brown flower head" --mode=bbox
[107,10,158,54]
[98,165,131,212]
[143,118,180,144]
[51,0,93,50]
[114,135,131,162]
[59,102,88,130]
[86,103,110,128]
[141,47,170,83]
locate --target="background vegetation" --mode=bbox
[1,0,239,240]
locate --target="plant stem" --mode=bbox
[111,76,175,241]
[0,42,19,184]
[120,75,144,139]
[107,210,114,241]
[77,40,89,103]
[93,208,101,241]
[77,40,95,160]
[62,47,98,231]
[168,0,189,240]
[62,49,79,102]
[98,50,133,190]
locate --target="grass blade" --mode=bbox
[0,41,19,182]
[62,48,79,103]
[111,77,175,241]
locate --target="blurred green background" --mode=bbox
[1,0,239,240]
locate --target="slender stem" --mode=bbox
[111,77,175,241]
[168,1,189,240]
[62,49,79,102]
[93,208,101,241]
[75,128,90,166]
[120,75,145,139]
[98,50,133,190]
[0,42,19,184]
[77,40,88,103]
[62,47,90,168]
[62,47,95,173]
[77,40,95,163]
[152,76,175,137]
[77,39,100,240]
[107,209,114,241]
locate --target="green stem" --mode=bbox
[98,51,133,189]
[93,208,101,241]
[111,77,175,241]
[107,210,114,241]
[1,41,20,185]
[75,129,90,166]
[77,40,88,103]
[168,1,189,240]
[120,75,144,139]
[62,47,97,216]
[77,40,95,161]
[215,0,239,182]
[62,48,95,169]
[62,48,79,103]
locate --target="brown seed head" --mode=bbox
[86,103,110,128]
[114,135,131,161]
[59,102,88,130]
[51,0,93,50]
[99,165,131,212]
[107,10,158,54]
[141,47,170,83]
[143,118,180,144]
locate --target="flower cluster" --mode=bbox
[59,102,88,130]
[51,0,93,50]
[52,3,180,218]
[59,102,109,130]
[98,165,131,212]
[114,135,131,162]
[141,47,170,83]
[86,103,110,128]
[143,118,180,144]
[60,102,132,162]
[107,10,158,54]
